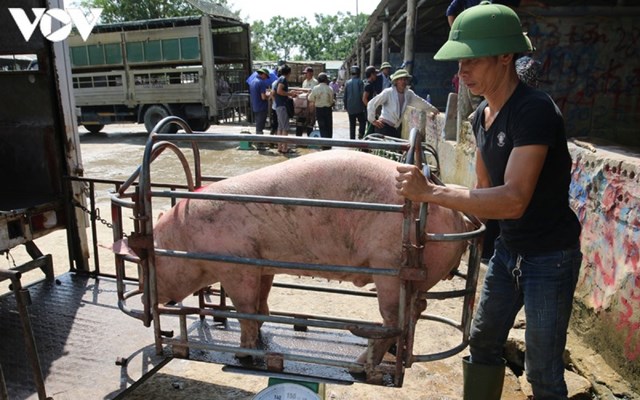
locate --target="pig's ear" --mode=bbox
[157,211,164,221]
[111,238,136,257]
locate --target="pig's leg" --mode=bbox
[219,269,264,356]
[355,276,401,366]
[354,288,430,367]
[257,274,274,329]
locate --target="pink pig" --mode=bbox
[149,150,470,366]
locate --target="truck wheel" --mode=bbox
[188,119,211,132]
[84,124,104,134]
[143,105,178,134]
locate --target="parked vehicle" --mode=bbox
[67,15,252,133]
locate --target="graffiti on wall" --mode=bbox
[569,153,640,361]
[522,15,640,145]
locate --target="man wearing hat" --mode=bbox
[395,3,581,399]
[366,68,438,138]
[376,61,393,93]
[307,72,335,148]
[249,68,272,150]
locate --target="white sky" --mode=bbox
[64,1,381,24]
[228,0,380,24]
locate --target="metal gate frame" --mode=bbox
[110,117,485,387]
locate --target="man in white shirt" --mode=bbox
[367,69,438,138]
[297,67,319,137]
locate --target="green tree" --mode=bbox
[80,0,238,23]
[305,12,368,60]
[248,12,368,62]
[250,20,279,61]
[254,16,310,61]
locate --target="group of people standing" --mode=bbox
[249,61,439,152]
[248,65,338,154]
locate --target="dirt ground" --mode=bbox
[4,112,636,399]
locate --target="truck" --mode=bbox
[67,14,252,133]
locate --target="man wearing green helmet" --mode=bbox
[395,3,582,399]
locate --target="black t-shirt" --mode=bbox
[473,82,581,254]
[364,80,377,103]
[275,76,289,108]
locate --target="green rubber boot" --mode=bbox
[462,356,505,400]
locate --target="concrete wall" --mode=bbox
[393,8,640,145]
[402,104,640,388]
[568,147,640,383]
[520,9,640,146]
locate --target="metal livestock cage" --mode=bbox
[110,117,485,388]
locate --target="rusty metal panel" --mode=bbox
[1,0,65,209]
[0,0,50,55]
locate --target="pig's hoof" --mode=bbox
[347,363,366,379]
[355,351,368,365]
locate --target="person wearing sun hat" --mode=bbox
[396,3,582,399]
[307,72,335,149]
[376,61,393,92]
[366,68,438,138]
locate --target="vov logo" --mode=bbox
[9,8,103,42]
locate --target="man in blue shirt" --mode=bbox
[249,68,271,150]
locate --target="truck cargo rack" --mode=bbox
[110,116,485,387]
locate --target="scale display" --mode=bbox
[253,382,321,400]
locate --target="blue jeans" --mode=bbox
[469,238,582,399]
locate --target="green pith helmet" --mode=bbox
[434,1,533,61]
